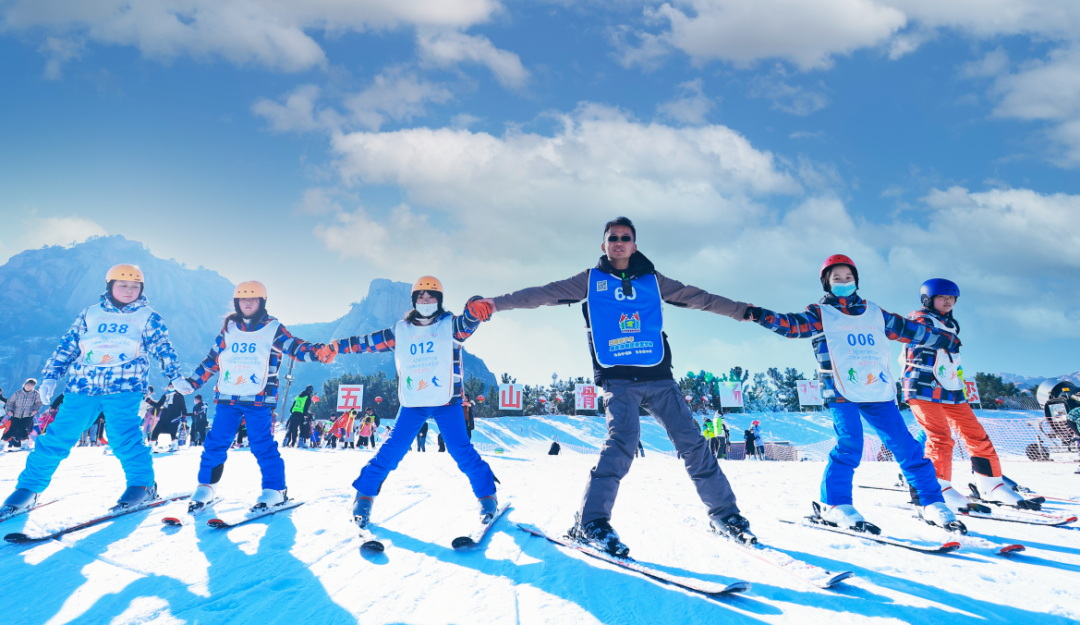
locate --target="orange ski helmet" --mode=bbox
[234,281,268,300]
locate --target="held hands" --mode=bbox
[466,296,494,322]
[743,306,763,322]
[37,379,56,403]
[172,378,195,395]
[316,342,339,364]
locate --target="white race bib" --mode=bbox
[216,320,279,397]
[79,305,153,367]
[821,301,896,403]
[394,317,456,408]
[899,314,962,391]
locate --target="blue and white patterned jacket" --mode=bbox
[41,292,183,396]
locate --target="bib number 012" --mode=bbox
[410,341,435,355]
[847,333,876,346]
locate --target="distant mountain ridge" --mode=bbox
[997,371,1080,391]
[0,237,496,408]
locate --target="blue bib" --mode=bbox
[587,269,665,367]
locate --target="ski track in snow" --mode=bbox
[1,428,1078,624]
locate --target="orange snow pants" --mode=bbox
[909,399,1000,480]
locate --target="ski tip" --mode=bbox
[718,581,752,595]
[452,536,477,549]
[998,544,1025,555]
[161,517,182,526]
[206,519,226,529]
[4,533,31,543]
[942,541,962,552]
[827,571,856,587]
[360,540,385,553]
[1064,516,1078,523]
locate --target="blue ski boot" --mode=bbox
[0,488,39,520]
[353,495,374,528]
[479,495,498,524]
[568,513,630,558]
[110,483,158,512]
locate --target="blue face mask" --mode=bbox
[831,282,857,297]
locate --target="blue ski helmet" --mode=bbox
[920,278,960,308]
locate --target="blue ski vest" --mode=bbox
[586,268,665,367]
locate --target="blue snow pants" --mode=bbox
[17,392,152,492]
[198,403,285,490]
[353,404,496,498]
[822,400,943,506]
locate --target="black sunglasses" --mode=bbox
[607,235,633,243]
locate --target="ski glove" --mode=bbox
[315,342,339,364]
[466,296,492,322]
[172,378,195,395]
[37,379,56,403]
[743,306,763,322]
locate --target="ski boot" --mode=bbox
[709,512,757,545]
[970,475,1041,510]
[251,488,288,513]
[918,501,968,534]
[0,488,39,520]
[168,441,179,453]
[479,495,498,524]
[812,502,881,534]
[937,479,979,512]
[568,513,630,558]
[110,483,158,513]
[188,484,216,513]
[353,495,374,529]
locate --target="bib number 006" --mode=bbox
[846,333,876,346]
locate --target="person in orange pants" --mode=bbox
[901,279,1037,510]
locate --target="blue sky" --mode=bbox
[2,1,1080,385]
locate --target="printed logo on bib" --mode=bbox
[609,312,653,354]
[619,312,641,333]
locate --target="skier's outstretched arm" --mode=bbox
[453,297,488,341]
[276,325,329,362]
[187,330,225,391]
[142,312,184,382]
[41,311,88,382]
[882,309,960,352]
[744,304,825,340]
[332,326,398,356]
[484,271,591,313]
[655,272,749,320]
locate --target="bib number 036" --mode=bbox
[230,342,257,353]
[410,341,435,355]
[846,333,876,346]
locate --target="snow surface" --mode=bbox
[2,418,1079,625]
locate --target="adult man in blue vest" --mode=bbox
[478,217,754,556]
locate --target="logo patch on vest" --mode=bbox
[619,312,641,333]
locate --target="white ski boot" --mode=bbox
[938,479,974,512]
[188,484,216,513]
[168,441,179,452]
[813,502,880,534]
[918,501,967,534]
[251,488,288,512]
[0,488,39,520]
[971,474,1039,509]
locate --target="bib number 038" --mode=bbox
[846,333,876,346]
[96,323,130,334]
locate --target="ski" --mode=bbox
[517,523,750,597]
[0,498,59,524]
[357,524,384,552]
[452,501,512,549]
[868,503,1026,555]
[206,499,304,529]
[162,498,223,526]
[684,520,853,589]
[958,506,1076,527]
[4,493,190,543]
[779,517,961,554]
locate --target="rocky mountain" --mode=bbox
[0,237,496,407]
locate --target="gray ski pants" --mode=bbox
[579,379,740,526]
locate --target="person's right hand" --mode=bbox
[743,306,763,322]
[466,296,493,321]
[37,379,56,403]
[477,298,497,312]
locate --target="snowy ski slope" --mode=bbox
[1,424,1078,625]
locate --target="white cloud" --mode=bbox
[750,73,829,116]
[344,68,453,131]
[960,47,1009,78]
[0,214,109,262]
[252,85,341,133]
[657,78,715,124]
[416,30,530,89]
[38,36,84,80]
[3,0,501,74]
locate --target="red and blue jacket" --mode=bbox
[188,315,324,407]
[754,294,961,404]
[901,309,967,405]
[332,309,482,405]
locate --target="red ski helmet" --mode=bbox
[820,254,858,292]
